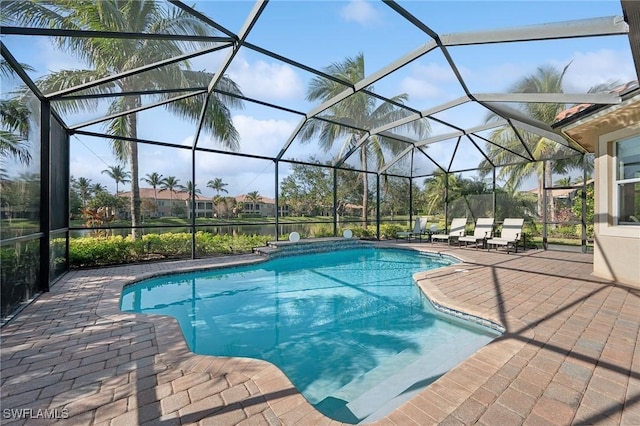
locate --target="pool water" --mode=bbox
[120,247,500,423]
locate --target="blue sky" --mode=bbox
[2,0,636,197]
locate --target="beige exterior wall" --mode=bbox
[593,125,640,287]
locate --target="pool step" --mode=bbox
[352,336,492,423]
[319,335,492,423]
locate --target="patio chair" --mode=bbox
[486,218,525,253]
[458,217,494,249]
[431,217,467,245]
[396,217,428,241]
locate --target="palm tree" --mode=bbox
[4,1,243,238]
[301,53,429,227]
[141,172,163,215]
[180,180,201,198]
[160,176,180,216]
[91,182,107,194]
[0,59,34,166]
[207,178,228,195]
[423,172,460,215]
[101,165,131,195]
[480,63,611,220]
[74,177,93,207]
[0,98,32,166]
[555,176,573,187]
[246,191,262,214]
[207,177,228,217]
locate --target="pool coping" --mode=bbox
[94,241,534,424]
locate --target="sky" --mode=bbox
[1,0,637,197]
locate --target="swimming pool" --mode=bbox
[120,247,500,423]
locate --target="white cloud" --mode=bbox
[228,57,304,101]
[400,62,462,100]
[38,38,86,74]
[340,0,382,27]
[556,49,636,93]
[157,115,298,196]
[467,63,528,92]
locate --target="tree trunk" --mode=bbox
[537,175,543,219]
[129,97,141,240]
[546,161,556,224]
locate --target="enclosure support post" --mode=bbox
[40,101,51,292]
[581,155,588,253]
[492,167,497,219]
[376,174,381,240]
[542,161,548,250]
[274,161,279,241]
[444,172,449,233]
[191,148,196,259]
[408,176,413,226]
[333,168,338,237]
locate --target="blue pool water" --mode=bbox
[120,247,500,423]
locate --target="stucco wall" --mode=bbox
[593,125,640,288]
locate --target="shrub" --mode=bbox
[379,223,404,239]
[68,232,270,268]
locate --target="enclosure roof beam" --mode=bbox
[69,90,206,131]
[480,102,579,150]
[45,43,231,99]
[473,92,621,105]
[55,87,207,101]
[169,0,238,39]
[305,41,437,119]
[415,121,506,148]
[440,15,628,46]
[0,26,233,43]
[192,0,267,149]
[621,1,640,81]
[1,41,45,101]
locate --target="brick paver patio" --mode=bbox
[1,243,638,425]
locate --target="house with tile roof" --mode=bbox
[553,80,640,287]
[118,188,214,219]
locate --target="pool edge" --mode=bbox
[95,243,535,425]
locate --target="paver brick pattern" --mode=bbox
[1,245,638,425]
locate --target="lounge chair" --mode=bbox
[486,218,524,253]
[459,217,494,248]
[396,217,428,241]
[431,217,467,245]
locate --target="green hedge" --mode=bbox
[66,232,270,268]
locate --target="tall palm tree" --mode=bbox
[101,164,131,195]
[480,63,611,220]
[4,1,243,238]
[160,176,180,216]
[301,53,429,227]
[141,172,163,214]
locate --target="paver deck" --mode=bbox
[1,243,638,425]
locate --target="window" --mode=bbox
[615,135,640,225]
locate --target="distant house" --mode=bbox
[234,195,289,217]
[525,179,594,212]
[118,188,214,218]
